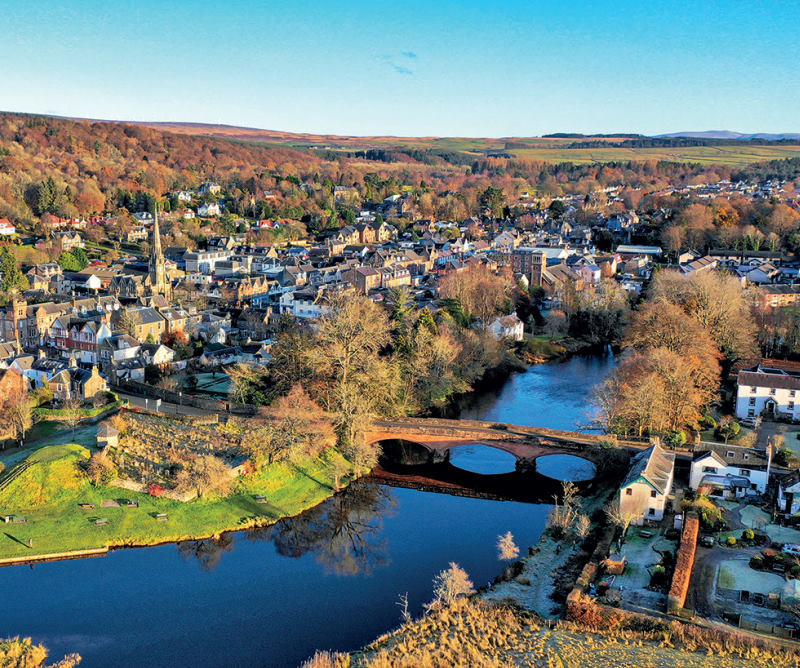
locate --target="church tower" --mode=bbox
[148,206,170,298]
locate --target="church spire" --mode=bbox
[148,202,169,298]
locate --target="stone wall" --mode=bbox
[667,512,699,614]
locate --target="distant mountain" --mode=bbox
[658,130,800,141]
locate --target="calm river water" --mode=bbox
[0,353,617,667]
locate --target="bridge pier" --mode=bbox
[515,457,536,474]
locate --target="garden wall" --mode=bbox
[667,512,699,614]
[113,380,257,416]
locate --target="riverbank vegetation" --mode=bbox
[593,270,757,441]
[308,597,795,667]
[0,637,80,668]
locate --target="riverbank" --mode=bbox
[0,442,351,563]
[341,596,793,668]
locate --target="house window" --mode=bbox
[650,490,657,498]
[648,508,656,516]
[751,386,757,394]
[790,402,796,411]
[791,390,797,398]
[727,451,734,458]
[747,409,755,417]
[702,466,717,473]
[740,469,750,477]
[625,488,632,496]
[749,397,756,406]
[770,388,776,396]
[744,453,749,460]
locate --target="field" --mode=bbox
[0,438,349,561]
[138,121,800,166]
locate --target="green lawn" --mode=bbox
[0,443,350,560]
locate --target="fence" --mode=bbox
[113,380,257,416]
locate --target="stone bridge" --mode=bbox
[364,417,651,473]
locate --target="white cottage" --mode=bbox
[689,443,772,498]
[619,444,675,526]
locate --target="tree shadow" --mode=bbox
[3,532,30,548]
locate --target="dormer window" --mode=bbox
[727,451,734,458]
[744,453,749,460]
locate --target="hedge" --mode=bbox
[33,396,125,420]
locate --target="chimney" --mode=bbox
[68,357,78,368]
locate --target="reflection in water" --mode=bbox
[177,533,235,571]
[535,454,597,482]
[449,444,517,474]
[267,480,395,576]
[175,482,395,576]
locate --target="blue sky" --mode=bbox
[2,0,799,136]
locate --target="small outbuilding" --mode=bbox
[97,422,119,449]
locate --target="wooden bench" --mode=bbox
[254,495,268,504]
[3,516,26,524]
[95,518,109,526]
[79,503,95,510]
[156,513,168,521]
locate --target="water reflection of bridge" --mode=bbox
[369,462,576,504]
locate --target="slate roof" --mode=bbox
[621,444,675,494]
[693,442,770,470]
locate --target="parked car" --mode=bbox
[701,535,715,548]
[782,543,800,556]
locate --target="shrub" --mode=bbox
[775,448,792,467]
[663,429,687,449]
[726,536,737,546]
[699,415,717,429]
[749,555,764,569]
[148,484,164,497]
[741,528,755,542]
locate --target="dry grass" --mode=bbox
[353,598,799,667]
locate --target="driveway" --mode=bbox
[686,543,761,618]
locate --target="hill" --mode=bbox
[1,111,800,229]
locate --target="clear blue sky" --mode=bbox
[3,0,799,137]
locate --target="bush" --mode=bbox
[742,529,755,542]
[727,536,737,547]
[663,429,687,449]
[775,448,793,467]
[749,555,764,570]
[700,415,717,429]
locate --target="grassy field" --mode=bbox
[0,441,349,561]
[141,121,800,166]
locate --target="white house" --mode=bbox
[689,443,772,498]
[184,250,232,274]
[777,471,800,520]
[197,202,221,217]
[0,219,16,235]
[736,361,800,421]
[488,314,524,341]
[619,444,675,525]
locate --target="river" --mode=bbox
[0,352,617,667]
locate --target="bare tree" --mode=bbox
[176,454,231,498]
[428,562,475,610]
[604,500,638,540]
[60,396,83,437]
[573,514,591,544]
[497,531,520,561]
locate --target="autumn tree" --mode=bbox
[0,390,34,446]
[649,269,757,362]
[305,292,400,467]
[176,454,231,498]
[438,264,513,325]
